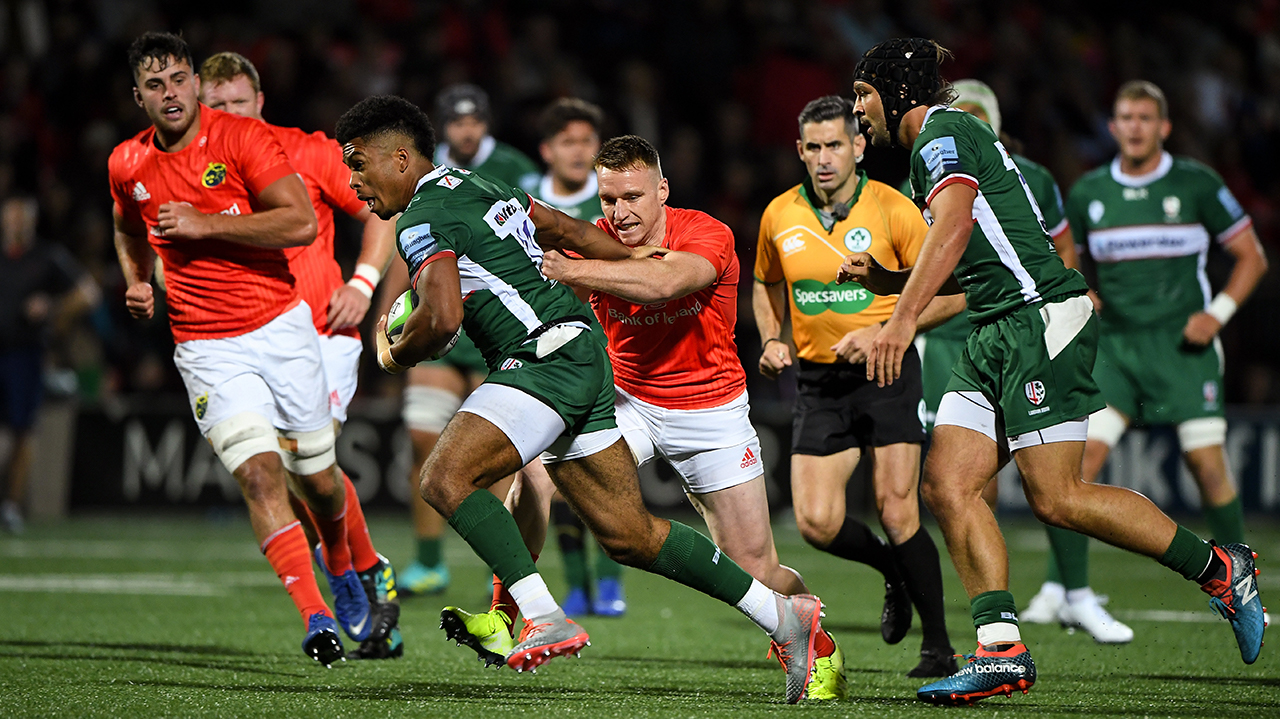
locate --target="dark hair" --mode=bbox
[594,134,661,174]
[797,95,860,138]
[335,95,437,158]
[539,98,604,142]
[127,31,194,80]
[199,52,261,93]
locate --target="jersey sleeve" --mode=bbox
[397,208,466,289]
[229,118,297,196]
[914,121,982,207]
[674,214,734,278]
[885,189,930,267]
[753,203,784,284]
[1195,166,1252,244]
[107,148,144,229]
[312,134,367,217]
[1063,181,1091,258]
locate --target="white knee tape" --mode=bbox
[403,385,463,433]
[207,412,281,474]
[1178,417,1227,452]
[1085,406,1128,447]
[279,425,337,476]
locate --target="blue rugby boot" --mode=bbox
[917,642,1036,705]
[1201,542,1267,664]
[302,612,345,667]
[314,546,372,642]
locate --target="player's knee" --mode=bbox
[595,529,651,568]
[877,496,919,538]
[404,386,462,435]
[279,425,336,477]
[919,472,952,518]
[232,454,284,507]
[207,412,280,474]
[1178,417,1226,453]
[1026,489,1074,530]
[795,510,841,548]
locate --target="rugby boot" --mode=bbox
[1201,542,1267,664]
[917,642,1036,705]
[908,645,959,678]
[803,630,848,701]
[313,546,372,641]
[592,577,627,617]
[881,574,912,644]
[440,606,516,668]
[1020,582,1065,624]
[400,560,450,596]
[1057,589,1133,644]
[766,593,824,704]
[353,554,403,659]
[506,612,590,673]
[302,612,345,668]
[561,586,591,617]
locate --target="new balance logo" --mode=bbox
[740,447,759,469]
[132,182,150,201]
[971,663,1026,675]
[1236,575,1258,607]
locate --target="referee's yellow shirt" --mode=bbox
[755,171,929,364]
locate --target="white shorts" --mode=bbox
[317,333,363,423]
[615,387,763,495]
[174,301,332,436]
[458,382,622,466]
[935,390,1089,454]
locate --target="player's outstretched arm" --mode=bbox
[541,247,715,305]
[378,255,463,373]
[867,182,975,387]
[155,173,318,249]
[113,205,156,320]
[1184,226,1269,346]
[752,279,792,379]
[530,201,631,261]
[837,252,964,295]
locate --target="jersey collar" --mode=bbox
[799,169,868,233]
[415,165,451,192]
[434,135,497,169]
[538,172,599,207]
[1110,151,1173,187]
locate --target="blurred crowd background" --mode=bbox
[3,0,1279,411]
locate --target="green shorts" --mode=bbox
[1094,325,1224,425]
[918,334,967,431]
[946,294,1105,437]
[421,326,488,376]
[484,325,617,437]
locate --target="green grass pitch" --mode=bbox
[0,511,1277,717]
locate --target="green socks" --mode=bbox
[1044,525,1090,590]
[447,490,538,586]
[1203,496,1245,545]
[971,590,1019,628]
[416,537,442,567]
[647,521,753,605]
[1159,525,1215,582]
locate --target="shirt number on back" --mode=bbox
[995,141,1050,238]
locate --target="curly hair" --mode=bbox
[127,31,193,80]
[335,95,437,157]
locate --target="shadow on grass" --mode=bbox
[0,639,255,657]
[0,639,300,678]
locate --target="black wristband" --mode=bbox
[763,337,784,350]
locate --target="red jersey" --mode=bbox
[271,125,368,338]
[109,105,300,342]
[592,206,746,410]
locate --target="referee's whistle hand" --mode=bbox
[759,341,792,379]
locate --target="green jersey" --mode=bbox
[434,136,541,196]
[908,107,1087,324]
[396,166,595,370]
[532,172,604,224]
[1065,152,1251,330]
[910,153,1071,340]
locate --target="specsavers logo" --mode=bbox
[792,279,874,315]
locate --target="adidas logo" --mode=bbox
[740,446,759,469]
[284,575,299,588]
[132,181,150,201]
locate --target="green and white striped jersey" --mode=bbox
[396,166,594,370]
[533,172,604,224]
[1065,152,1252,330]
[908,107,1088,324]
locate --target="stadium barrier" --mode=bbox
[61,397,1280,515]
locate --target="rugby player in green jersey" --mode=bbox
[336,95,832,703]
[843,38,1265,705]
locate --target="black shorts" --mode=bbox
[791,345,926,456]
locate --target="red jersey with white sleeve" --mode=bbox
[592,206,747,410]
[109,104,299,342]
[271,125,368,339]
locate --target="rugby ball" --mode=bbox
[385,289,461,360]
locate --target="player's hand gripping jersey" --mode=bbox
[907,108,1089,323]
[1066,152,1253,330]
[756,171,929,362]
[272,125,370,339]
[108,104,300,341]
[395,167,600,370]
[591,207,745,410]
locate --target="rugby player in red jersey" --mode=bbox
[109,32,365,666]
[197,51,403,658]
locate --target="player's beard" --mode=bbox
[867,121,892,148]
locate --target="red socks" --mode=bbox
[813,628,835,658]
[262,521,330,623]
[342,473,380,573]
[492,553,538,631]
[300,489,352,574]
